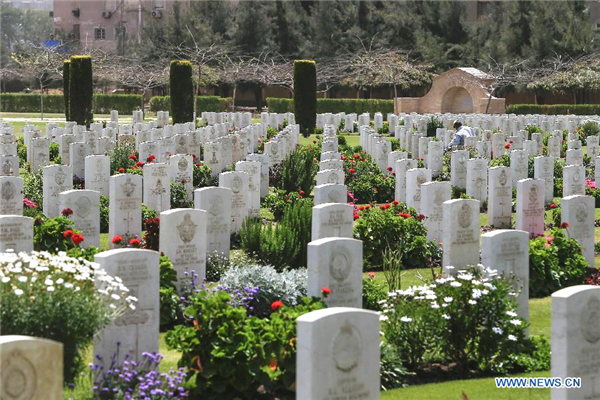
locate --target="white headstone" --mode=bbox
[218,171,249,233]
[311,203,354,241]
[516,178,545,236]
[442,199,480,274]
[58,189,100,248]
[0,215,33,252]
[421,181,451,245]
[194,187,232,259]
[561,195,595,267]
[108,174,142,246]
[0,176,23,215]
[42,165,73,218]
[143,163,171,213]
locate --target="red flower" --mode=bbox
[561,222,569,229]
[136,161,144,167]
[341,156,347,161]
[321,287,331,296]
[510,140,514,144]
[71,233,85,245]
[299,190,305,195]
[349,168,356,174]
[112,235,123,244]
[130,238,141,247]
[268,358,277,372]
[361,158,365,162]
[353,213,360,220]
[63,230,74,238]
[387,167,393,171]
[550,204,556,209]
[61,208,73,217]
[392,200,399,205]
[195,163,201,167]
[398,212,412,218]
[132,166,138,170]
[118,167,125,173]
[368,272,375,278]
[129,154,137,160]
[358,206,365,211]
[379,205,386,210]
[417,214,426,221]
[505,144,510,149]
[392,172,396,176]
[384,204,391,209]
[271,300,284,311]
[353,154,360,159]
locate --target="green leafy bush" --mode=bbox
[34,216,84,252]
[381,267,529,373]
[0,251,134,383]
[193,162,214,188]
[158,255,182,330]
[506,104,600,115]
[149,96,232,114]
[165,291,325,399]
[529,227,590,298]
[362,273,387,311]
[354,202,438,270]
[100,195,109,233]
[69,55,93,126]
[0,93,144,114]
[343,150,395,203]
[220,265,307,317]
[240,201,312,270]
[293,60,317,136]
[276,143,320,195]
[110,142,137,173]
[169,60,194,123]
[170,182,192,208]
[267,97,395,115]
[427,116,444,137]
[23,171,43,211]
[262,190,313,221]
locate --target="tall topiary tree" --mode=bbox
[68,56,93,126]
[63,60,70,121]
[169,60,194,123]
[293,60,316,137]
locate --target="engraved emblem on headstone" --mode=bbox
[231,176,242,194]
[151,178,166,196]
[177,213,197,243]
[121,177,136,198]
[271,143,279,156]
[178,157,188,172]
[332,321,362,374]
[210,151,218,164]
[1,181,15,201]
[1,350,37,400]
[576,202,588,224]
[208,195,223,216]
[329,248,350,282]
[499,169,508,186]
[328,173,339,184]
[2,160,13,175]
[574,168,581,183]
[580,297,600,344]
[434,188,445,206]
[328,189,341,203]
[458,203,472,229]
[529,184,539,203]
[457,155,467,173]
[74,196,91,218]
[54,168,66,185]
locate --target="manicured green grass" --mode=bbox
[382,371,550,400]
[298,133,361,148]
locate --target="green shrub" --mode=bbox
[110,142,137,173]
[149,96,232,114]
[276,143,320,195]
[63,60,70,120]
[93,94,142,114]
[69,55,93,126]
[169,60,194,123]
[266,97,395,115]
[23,171,43,211]
[506,104,600,115]
[293,60,317,136]
[170,182,192,208]
[240,200,312,270]
[262,189,312,221]
[354,203,438,270]
[343,150,394,203]
[165,291,325,399]
[34,216,84,252]
[193,162,214,188]
[0,93,143,114]
[220,265,307,317]
[381,267,529,373]
[100,195,109,233]
[0,251,134,383]
[158,255,182,330]
[362,273,387,311]
[427,116,444,137]
[529,227,590,298]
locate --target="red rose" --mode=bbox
[61,208,73,217]
[195,163,201,167]
[147,154,156,162]
[387,167,393,171]
[353,214,360,220]
[271,300,284,311]
[341,156,346,161]
[417,214,426,221]
[321,287,331,296]
[299,190,305,195]
[358,206,365,211]
[505,144,510,149]
[112,235,123,244]
[361,158,365,162]
[379,205,386,210]
[130,238,141,247]
[349,168,356,174]
[392,200,399,205]
[368,272,375,278]
[129,154,137,160]
[63,230,74,238]
[136,161,144,167]
[71,233,85,245]
[550,204,556,208]
[561,222,569,229]
[353,154,360,159]
[118,168,125,173]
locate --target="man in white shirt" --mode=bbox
[444,120,476,152]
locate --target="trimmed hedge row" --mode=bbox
[149,96,232,113]
[0,93,144,114]
[267,97,395,115]
[506,104,600,115]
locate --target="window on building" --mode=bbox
[477,1,491,18]
[72,24,80,40]
[94,27,106,40]
[596,22,600,30]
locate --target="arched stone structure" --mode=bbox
[395,67,505,114]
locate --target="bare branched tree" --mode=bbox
[11,41,65,119]
[114,57,169,117]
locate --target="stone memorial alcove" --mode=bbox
[395,67,506,114]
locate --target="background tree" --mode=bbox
[69,55,93,126]
[116,57,168,117]
[293,60,317,136]
[169,60,194,123]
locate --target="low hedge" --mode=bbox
[267,97,394,115]
[0,93,142,114]
[506,104,600,115]
[149,96,232,113]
